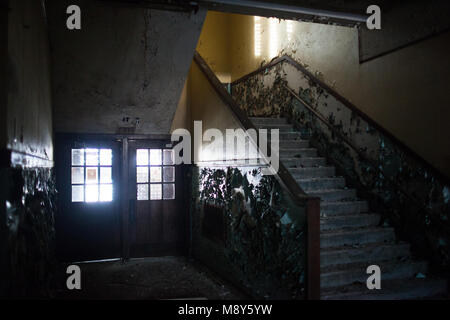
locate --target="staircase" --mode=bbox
[251,116,448,300]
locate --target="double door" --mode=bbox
[55,135,187,262]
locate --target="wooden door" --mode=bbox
[128,140,186,257]
[55,135,121,262]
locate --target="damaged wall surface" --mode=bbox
[47,0,206,135]
[198,12,450,179]
[1,0,56,298]
[231,60,450,275]
[185,56,307,299]
[0,1,6,149]
[0,167,57,298]
[191,166,307,299]
[7,0,53,161]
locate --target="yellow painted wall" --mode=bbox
[194,12,450,178]
[189,62,243,162]
[196,11,231,83]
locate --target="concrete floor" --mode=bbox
[54,256,246,300]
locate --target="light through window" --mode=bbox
[254,16,262,57]
[71,148,113,202]
[136,149,175,200]
[286,20,294,42]
[269,17,279,59]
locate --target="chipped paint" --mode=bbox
[192,166,306,299]
[232,61,450,273]
[0,167,57,298]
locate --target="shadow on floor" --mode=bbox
[53,256,247,300]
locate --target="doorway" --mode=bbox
[55,135,122,262]
[127,139,187,258]
[55,135,187,262]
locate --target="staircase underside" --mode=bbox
[250,117,448,300]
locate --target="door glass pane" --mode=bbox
[100,167,112,183]
[150,167,162,182]
[86,167,98,184]
[100,184,113,202]
[136,166,148,183]
[150,149,162,165]
[150,184,162,200]
[163,167,175,182]
[72,149,84,166]
[72,185,84,202]
[137,184,149,200]
[100,149,112,166]
[163,183,175,200]
[85,148,99,165]
[136,149,149,165]
[71,148,113,203]
[71,167,84,184]
[85,185,99,202]
[163,149,174,165]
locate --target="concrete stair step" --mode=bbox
[321,227,395,248]
[321,201,369,216]
[308,188,357,202]
[249,117,288,125]
[254,123,294,131]
[320,213,381,231]
[282,157,327,168]
[288,166,335,179]
[279,132,302,140]
[276,139,310,149]
[320,242,410,268]
[320,260,428,289]
[279,148,318,158]
[297,177,345,191]
[321,278,448,300]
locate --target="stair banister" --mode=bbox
[193,51,321,300]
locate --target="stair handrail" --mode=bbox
[285,84,449,232]
[193,51,321,300]
[231,54,450,186]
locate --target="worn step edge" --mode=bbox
[297,177,345,191]
[321,278,447,300]
[320,227,396,248]
[308,188,357,202]
[321,201,369,216]
[320,260,428,289]
[320,242,410,268]
[320,213,381,231]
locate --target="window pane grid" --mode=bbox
[71,148,113,202]
[136,149,175,201]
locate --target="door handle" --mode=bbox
[129,199,136,223]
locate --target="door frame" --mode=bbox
[56,133,190,261]
[126,138,188,258]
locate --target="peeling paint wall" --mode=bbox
[200,12,450,179]
[170,79,191,132]
[232,61,450,274]
[7,0,53,161]
[186,59,307,299]
[191,166,306,299]
[47,0,206,135]
[0,167,57,298]
[0,1,7,150]
[1,0,56,298]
